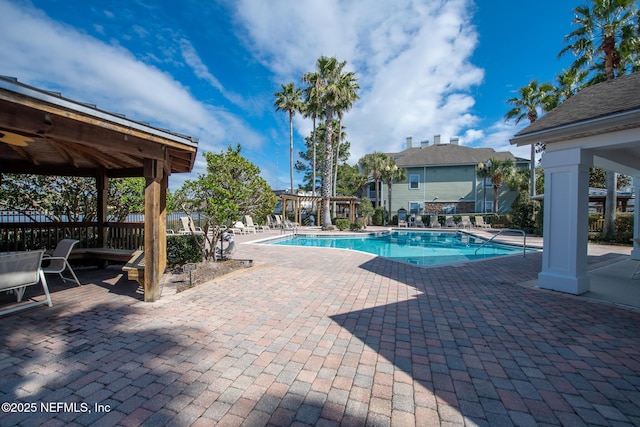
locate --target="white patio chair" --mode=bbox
[0,250,52,316]
[42,239,81,286]
[429,215,442,228]
[459,216,473,230]
[474,216,492,229]
[241,216,257,233]
[245,215,269,232]
[179,216,204,235]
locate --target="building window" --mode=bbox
[478,200,494,213]
[409,174,420,190]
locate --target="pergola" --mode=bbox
[0,76,198,302]
[510,72,640,295]
[279,194,360,225]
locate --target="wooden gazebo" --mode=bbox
[0,76,198,302]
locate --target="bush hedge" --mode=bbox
[167,234,203,267]
[335,218,351,231]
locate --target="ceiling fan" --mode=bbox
[0,130,33,147]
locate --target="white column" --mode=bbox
[538,148,592,294]
[632,177,640,260]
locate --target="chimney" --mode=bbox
[406,136,412,149]
[434,134,441,145]
[420,140,429,148]
[450,137,459,145]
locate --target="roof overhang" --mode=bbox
[509,108,640,148]
[0,76,198,178]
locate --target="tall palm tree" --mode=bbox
[301,72,322,196]
[313,56,347,229]
[559,0,640,239]
[333,70,360,200]
[504,80,556,197]
[359,152,389,208]
[274,82,303,195]
[381,159,406,223]
[554,68,589,103]
[479,158,515,214]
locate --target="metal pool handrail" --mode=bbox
[474,228,527,257]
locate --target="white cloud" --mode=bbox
[233,0,485,162]
[0,1,263,189]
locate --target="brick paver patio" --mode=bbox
[1,229,639,426]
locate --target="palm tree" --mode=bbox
[333,70,360,200]
[554,68,589,103]
[504,80,556,197]
[479,158,515,214]
[559,0,639,239]
[274,82,303,195]
[381,159,406,224]
[301,73,322,196]
[359,152,389,208]
[312,56,347,229]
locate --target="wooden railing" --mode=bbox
[0,222,144,252]
[588,218,604,232]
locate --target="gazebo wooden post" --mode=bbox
[349,200,356,223]
[143,158,167,302]
[96,169,108,248]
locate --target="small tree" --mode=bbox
[174,144,277,260]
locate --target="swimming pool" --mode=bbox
[266,230,534,267]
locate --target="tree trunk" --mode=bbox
[332,117,341,216]
[312,115,316,197]
[602,170,617,239]
[289,111,294,194]
[322,109,334,229]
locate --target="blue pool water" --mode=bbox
[267,230,533,267]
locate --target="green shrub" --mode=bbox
[335,218,351,231]
[167,234,203,267]
[349,222,364,231]
[510,191,537,233]
[372,207,384,226]
[615,213,634,244]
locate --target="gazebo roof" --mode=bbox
[0,76,198,178]
[510,72,640,177]
[511,72,640,146]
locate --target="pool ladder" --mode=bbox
[474,228,527,257]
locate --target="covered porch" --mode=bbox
[0,76,198,302]
[510,72,640,295]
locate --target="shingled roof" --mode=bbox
[511,72,640,146]
[388,143,526,167]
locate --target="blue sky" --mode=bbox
[1,0,576,191]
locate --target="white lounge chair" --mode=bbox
[459,216,472,230]
[474,216,491,229]
[429,215,442,228]
[0,250,52,316]
[445,216,457,227]
[179,216,205,235]
[241,216,258,233]
[42,239,81,286]
[245,215,269,232]
[230,221,251,234]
